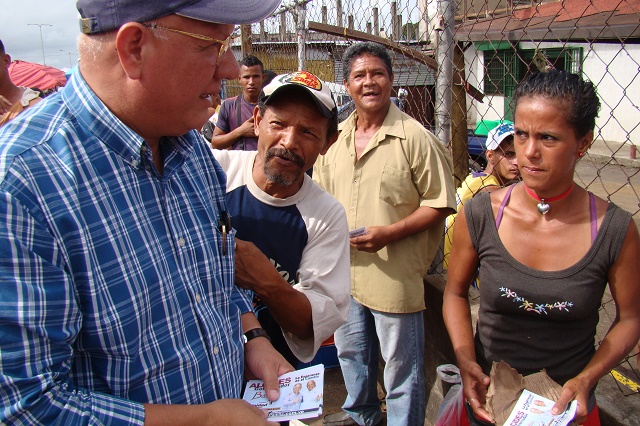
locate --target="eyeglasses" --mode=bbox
[143,23,236,59]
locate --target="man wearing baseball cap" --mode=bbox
[213,71,350,370]
[0,1,287,425]
[444,122,520,269]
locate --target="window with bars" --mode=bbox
[484,50,512,95]
[482,46,583,95]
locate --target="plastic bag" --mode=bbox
[435,364,464,426]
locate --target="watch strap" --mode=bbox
[243,328,270,344]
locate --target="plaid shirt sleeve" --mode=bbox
[0,191,146,425]
[0,71,247,424]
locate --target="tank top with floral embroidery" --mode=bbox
[465,189,631,385]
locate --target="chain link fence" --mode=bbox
[228,0,640,399]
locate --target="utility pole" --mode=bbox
[28,23,52,65]
[434,0,454,147]
[60,49,73,67]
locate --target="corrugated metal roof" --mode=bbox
[455,0,640,42]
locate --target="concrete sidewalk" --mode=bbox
[587,139,640,168]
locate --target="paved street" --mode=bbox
[574,154,640,424]
[575,156,640,227]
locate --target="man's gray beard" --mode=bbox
[263,165,300,187]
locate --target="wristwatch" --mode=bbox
[243,328,270,344]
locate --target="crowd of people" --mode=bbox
[0,1,638,426]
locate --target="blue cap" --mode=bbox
[77,0,281,34]
[485,123,515,151]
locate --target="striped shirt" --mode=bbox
[0,71,250,425]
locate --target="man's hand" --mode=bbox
[201,400,276,426]
[0,95,13,115]
[238,117,256,138]
[236,239,314,339]
[349,226,393,253]
[144,399,278,425]
[349,207,452,253]
[234,239,275,293]
[244,335,295,401]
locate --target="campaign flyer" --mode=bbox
[243,364,325,422]
[502,389,577,426]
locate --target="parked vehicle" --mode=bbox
[425,125,488,172]
[468,130,488,171]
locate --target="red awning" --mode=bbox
[8,60,67,91]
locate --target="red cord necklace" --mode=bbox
[523,182,575,215]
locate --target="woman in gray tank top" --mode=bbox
[443,70,640,426]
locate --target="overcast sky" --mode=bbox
[0,0,422,71]
[1,0,80,70]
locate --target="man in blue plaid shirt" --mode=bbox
[0,1,289,425]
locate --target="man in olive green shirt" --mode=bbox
[314,42,455,426]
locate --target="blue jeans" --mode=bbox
[335,297,426,426]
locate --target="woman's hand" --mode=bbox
[552,376,591,423]
[459,359,493,423]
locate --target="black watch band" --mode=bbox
[243,328,270,344]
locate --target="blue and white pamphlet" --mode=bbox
[243,364,325,422]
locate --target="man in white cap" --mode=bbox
[213,71,350,369]
[444,122,519,269]
[0,1,288,425]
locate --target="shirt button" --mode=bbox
[131,158,139,167]
[213,347,219,355]
[195,294,202,303]
[178,238,185,247]
[140,145,148,154]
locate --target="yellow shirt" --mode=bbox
[313,104,456,313]
[443,172,501,268]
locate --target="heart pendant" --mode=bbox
[537,202,550,215]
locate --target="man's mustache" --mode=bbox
[265,148,305,168]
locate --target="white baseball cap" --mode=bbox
[486,123,515,151]
[262,71,337,119]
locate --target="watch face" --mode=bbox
[242,335,248,344]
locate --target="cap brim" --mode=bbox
[486,131,514,150]
[177,0,280,25]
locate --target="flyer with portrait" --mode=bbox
[502,389,577,426]
[242,364,325,422]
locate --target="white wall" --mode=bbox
[582,43,640,145]
[463,46,506,129]
[463,41,640,144]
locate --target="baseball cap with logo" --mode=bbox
[77,0,281,34]
[485,123,515,151]
[261,71,338,120]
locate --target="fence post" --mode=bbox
[296,3,307,71]
[280,13,287,41]
[259,20,266,42]
[452,43,469,188]
[373,7,379,37]
[240,24,252,57]
[435,0,455,147]
[391,2,398,40]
